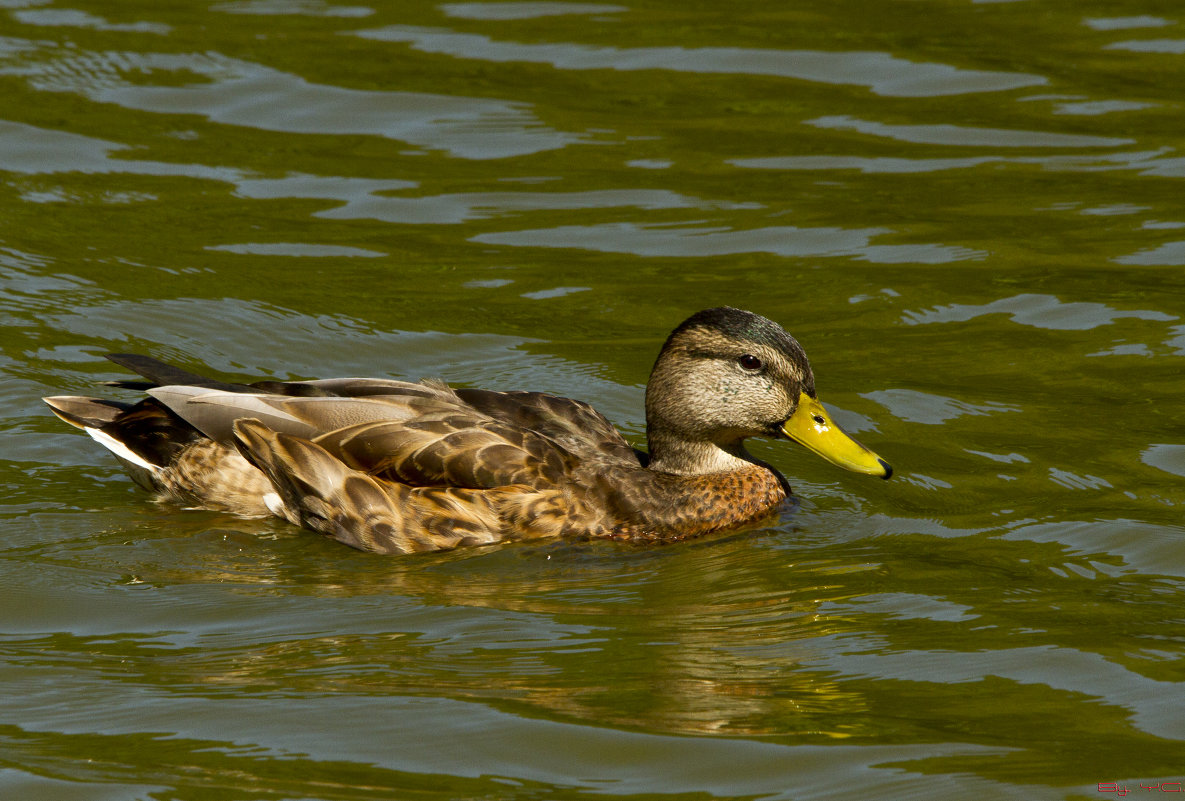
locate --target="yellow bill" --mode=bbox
[781,392,892,479]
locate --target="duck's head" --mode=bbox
[644,307,892,479]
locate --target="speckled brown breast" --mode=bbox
[566,463,791,544]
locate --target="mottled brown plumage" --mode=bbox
[44,308,891,554]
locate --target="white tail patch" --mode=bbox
[262,491,299,525]
[262,492,284,516]
[86,427,159,473]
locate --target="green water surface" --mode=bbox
[3,0,1185,798]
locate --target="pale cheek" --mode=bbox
[717,378,739,401]
[719,376,779,413]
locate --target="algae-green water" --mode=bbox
[4,1,1185,798]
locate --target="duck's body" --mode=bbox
[45,308,890,554]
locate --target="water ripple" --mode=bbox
[1084,16,1175,30]
[12,8,171,35]
[902,294,1176,331]
[314,188,745,224]
[354,26,1047,97]
[441,2,627,20]
[863,389,1020,425]
[212,0,374,17]
[807,115,1134,148]
[1106,38,1185,53]
[0,46,585,159]
[472,222,985,263]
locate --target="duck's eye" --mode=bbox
[738,354,763,371]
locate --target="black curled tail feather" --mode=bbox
[105,353,249,392]
[104,353,337,397]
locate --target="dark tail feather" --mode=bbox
[102,380,157,391]
[43,396,132,429]
[101,399,205,466]
[45,394,204,468]
[104,354,248,392]
[103,354,334,396]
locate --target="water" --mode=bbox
[3,0,1185,797]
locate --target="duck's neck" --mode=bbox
[646,432,759,476]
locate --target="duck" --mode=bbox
[44,307,891,554]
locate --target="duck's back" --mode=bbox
[299,386,644,492]
[46,355,660,551]
[130,365,643,489]
[453,388,642,467]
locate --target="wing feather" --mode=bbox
[314,414,574,489]
[100,354,637,497]
[454,388,640,466]
[146,387,463,443]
